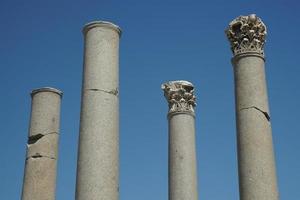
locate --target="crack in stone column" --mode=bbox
[26,153,56,160]
[240,106,271,121]
[86,88,119,96]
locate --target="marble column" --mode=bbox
[225,14,279,200]
[21,87,63,200]
[76,21,121,200]
[162,81,198,200]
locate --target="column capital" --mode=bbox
[225,14,267,57]
[162,80,196,116]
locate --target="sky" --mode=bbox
[0,0,299,199]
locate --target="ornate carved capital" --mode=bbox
[225,14,267,56]
[162,80,196,115]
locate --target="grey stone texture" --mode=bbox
[162,81,198,200]
[226,14,279,200]
[21,87,62,200]
[75,21,121,200]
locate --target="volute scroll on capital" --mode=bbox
[225,14,267,57]
[162,80,196,115]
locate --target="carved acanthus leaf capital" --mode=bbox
[162,80,196,115]
[225,14,267,56]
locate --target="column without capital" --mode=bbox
[162,80,198,200]
[21,87,63,200]
[76,21,121,200]
[225,14,279,200]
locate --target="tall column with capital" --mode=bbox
[75,21,121,200]
[162,80,198,200]
[21,87,63,200]
[225,14,279,199]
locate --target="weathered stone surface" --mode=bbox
[76,21,121,200]
[237,109,278,200]
[162,80,198,200]
[22,158,57,200]
[29,88,62,136]
[169,114,198,200]
[82,21,120,91]
[234,55,269,112]
[22,87,62,200]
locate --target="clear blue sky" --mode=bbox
[1,0,299,199]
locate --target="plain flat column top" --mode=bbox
[82,21,122,36]
[31,87,63,98]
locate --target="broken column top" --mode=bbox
[31,87,63,98]
[82,20,122,36]
[162,80,196,116]
[225,14,267,57]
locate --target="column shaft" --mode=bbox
[169,113,198,200]
[76,21,121,200]
[234,55,278,200]
[21,87,62,200]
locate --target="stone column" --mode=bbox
[162,81,198,200]
[21,87,63,200]
[225,14,279,200]
[75,21,121,200]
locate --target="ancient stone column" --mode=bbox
[21,87,63,200]
[225,14,279,200]
[162,81,198,200]
[75,21,121,200]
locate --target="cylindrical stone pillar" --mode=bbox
[21,87,63,200]
[225,14,279,200]
[75,21,121,200]
[162,81,198,200]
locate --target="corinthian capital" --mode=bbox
[225,14,267,56]
[162,80,196,115]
